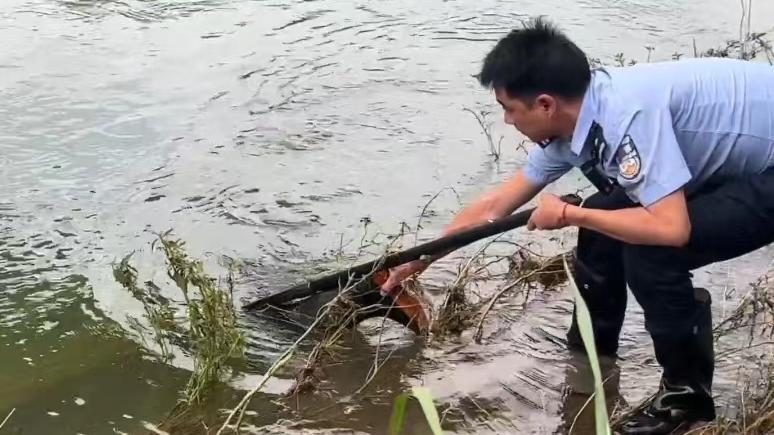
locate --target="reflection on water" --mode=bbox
[1,0,773,433]
[55,0,229,21]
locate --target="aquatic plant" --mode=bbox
[157,232,244,403]
[216,245,412,434]
[113,253,179,362]
[714,271,774,342]
[564,256,611,435]
[113,231,244,405]
[430,247,481,339]
[463,107,502,161]
[471,247,568,343]
[389,387,444,435]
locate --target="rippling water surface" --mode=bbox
[1,0,773,433]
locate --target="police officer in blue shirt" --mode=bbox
[381,18,774,434]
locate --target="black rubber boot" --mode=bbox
[622,288,716,435]
[566,256,628,358]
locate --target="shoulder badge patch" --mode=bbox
[616,135,641,180]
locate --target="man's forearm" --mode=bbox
[444,170,543,235]
[564,205,690,247]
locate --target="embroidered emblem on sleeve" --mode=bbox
[616,135,641,180]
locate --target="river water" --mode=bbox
[1,0,773,434]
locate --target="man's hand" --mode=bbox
[380,260,427,296]
[527,193,570,231]
[380,169,545,296]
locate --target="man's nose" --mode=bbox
[503,112,514,125]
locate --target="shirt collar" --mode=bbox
[570,68,610,155]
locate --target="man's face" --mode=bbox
[495,87,557,144]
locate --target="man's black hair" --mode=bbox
[478,17,590,100]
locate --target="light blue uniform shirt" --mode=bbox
[523,58,774,207]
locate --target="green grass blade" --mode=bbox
[388,393,410,435]
[411,387,444,435]
[564,257,611,435]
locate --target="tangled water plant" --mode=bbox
[714,271,774,343]
[113,254,179,361]
[113,231,244,405]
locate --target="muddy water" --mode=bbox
[1,0,773,433]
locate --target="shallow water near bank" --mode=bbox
[1,0,773,433]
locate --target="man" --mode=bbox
[380,17,774,434]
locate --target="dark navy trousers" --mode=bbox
[568,167,774,413]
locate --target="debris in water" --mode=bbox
[113,230,245,411]
[145,194,166,202]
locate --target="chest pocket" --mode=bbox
[580,122,620,195]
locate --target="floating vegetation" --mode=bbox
[416,235,572,343]
[113,254,179,362]
[113,231,244,405]
[462,107,502,161]
[157,233,244,404]
[714,271,774,343]
[432,275,476,338]
[473,249,568,343]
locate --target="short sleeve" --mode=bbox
[523,140,573,186]
[614,109,692,207]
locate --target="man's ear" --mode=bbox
[535,94,557,114]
